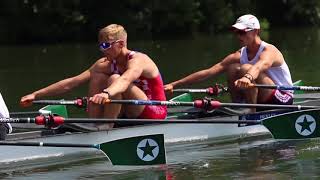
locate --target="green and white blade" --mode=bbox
[99,134,166,166]
[40,104,68,118]
[262,109,320,139]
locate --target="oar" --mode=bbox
[0,116,261,125]
[4,109,320,139]
[173,84,228,96]
[33,98,86,108]
[0,134,166,166]
[252,84,320,91]
[9,111,40,116]
[33,98,320,110]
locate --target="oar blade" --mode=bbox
[40,105,69,118]
[262,109,320,139]
[100,134,166,166]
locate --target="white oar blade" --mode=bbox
[100,134,166,166]
[262,109,320,139]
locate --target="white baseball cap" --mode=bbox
[231,14,260,32]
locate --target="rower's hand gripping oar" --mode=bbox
[0,134,166,166]
[250,84,320,91]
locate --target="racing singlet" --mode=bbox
[109,51,167,119]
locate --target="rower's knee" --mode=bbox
[89,73,109,88]
[239,64,252,76]
[226,63,241,77]
[106,74,120,86]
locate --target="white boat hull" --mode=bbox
[0,119,270,169]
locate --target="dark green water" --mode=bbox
[1,27,320,179]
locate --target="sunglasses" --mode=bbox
[234,30,247,35]
[99,40,121,51]
[234,29,254,36]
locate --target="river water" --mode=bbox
[1,27,320,179]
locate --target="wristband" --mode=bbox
[102,89,111,97]
[244,73,253,82]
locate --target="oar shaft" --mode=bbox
[33,98,86,108]
[0,117,35,123]
[173,89,209,93]
[254,84,320,91]
[0,116,260,125]
[215,101,317,110]
[60,118,260,124]
[107,99,194,106]
[0,141,97,148]
[9,111,39,116]
[173,85,228,96]
[33,100,75,105]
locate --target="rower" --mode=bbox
[89,24,167,128]
[165,14,293,112]
[20,24,167,130]
[0,93,12,140]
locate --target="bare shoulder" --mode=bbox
[132,52,153,61]
[223,50,241,64]
[264,43,281,53]
[128,51,159,77]
[90,57,111,74]
[262,42,285,65]
[129,52,155,65]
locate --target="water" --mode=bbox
[2,27,320,179]
[2,139,320,179]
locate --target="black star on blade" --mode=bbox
[138,140,157,158]
[298,116,314,133]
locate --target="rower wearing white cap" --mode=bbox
[165,14,293,112]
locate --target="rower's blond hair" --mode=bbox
[99,24,127,42]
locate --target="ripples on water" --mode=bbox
[2,138,320,179]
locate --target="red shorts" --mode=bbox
[138,105,167,119]
[263,89,293,105]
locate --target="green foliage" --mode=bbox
[0,0,320,44]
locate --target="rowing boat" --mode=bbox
[2,80,319,169]
[3,101,320,169]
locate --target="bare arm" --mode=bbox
[244,48,275,80]
[31,70,91,98]
[20,58,109,107]
[167,52,240,89]
[104,58,143,96]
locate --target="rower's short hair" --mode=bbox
[99,24,127,41]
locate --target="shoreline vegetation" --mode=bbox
[1,0,320,44]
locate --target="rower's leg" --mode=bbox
[239,64,258,105]
[226,63,245,102]
[239,64,275,105]
[102,74,122,119]
[91,74,124,130]
[88,72,109,118]
[255,73,276,103]
[122,84,148,118]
